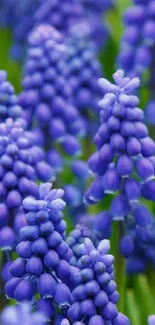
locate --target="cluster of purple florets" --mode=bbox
[67,238,129,325]
[118,0,155,77]
[66,22,102,117]
[66,212,113,267]
[85,69,155,270]
[5,183,73,322]
[5,186,130,324]
[4,181,123,324]
[34,0,82,33]
[66,224,92,266]
[118,0,155,124]
[0,0,112,60]
[1,0,155,322]
[19,21,95,217]
[126,209,155,274]
[1,0,83,60]
[0,70,22,121]
[19,25,84,162]
[79,0,113,48]
[0,118,53,252]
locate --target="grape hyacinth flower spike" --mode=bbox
[79,0,113,49]
[34,0,83,34]
[0,0,42,60]
[85,69,155,265]
[117,0,155,124]
[5,183,72,322]
[66,223,92,266]
[19,25,84,164]
[117,0,154,78]
[65,22,103,117]
[0,118,53,254]
[0,0,83,60]
[67,238,130,325]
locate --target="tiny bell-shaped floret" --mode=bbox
[38,273,57,298]
[120,235,134,258]
[84,178,105,204]
[0,226,16,250]
[54,283,71,309]
[5,277,21,299]
[10,257,26,278]
[36,298,54,320]
[14,279,34,302]
[113,313,131,325]
[88,315,105,325]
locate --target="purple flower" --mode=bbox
[35,0,82,33]
[1,0,83,60]
[19,25,84,162]
[0,70,22,121]
[6,182,72,323]
[66,224,92,266]
[117,1,152,77]
[68,238,129,324]
[66,22,103,115]
[79,0,113,48]
[117,0,155,124]
[23,182,65,212]
[0,118,53,252]
[85,70,155,262]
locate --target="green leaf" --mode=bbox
[0,28,21,92]
[126,290,142,325]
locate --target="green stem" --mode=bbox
[115,221,126,313]
[147,269,155,297]
[126,290,142,325]
[134,275,155,319]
